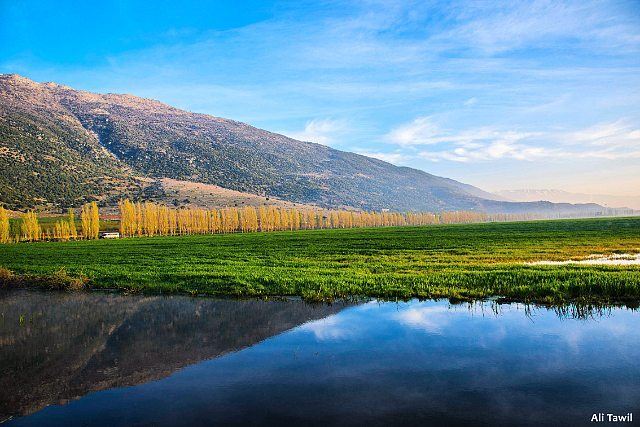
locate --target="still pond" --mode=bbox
[1,290,639,426]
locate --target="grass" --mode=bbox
[0,217,639,305]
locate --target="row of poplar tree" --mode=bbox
[0,200,536,243]
[0,202,100,243]
[116,200,529,237]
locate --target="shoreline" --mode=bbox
[2,266,640,308]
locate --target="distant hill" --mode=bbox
[496,189,640,210]
[0,74,629,216]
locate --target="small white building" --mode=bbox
[99,231,120,239]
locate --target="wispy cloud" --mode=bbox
[385,116,442,146]
[419,141,550,163]
[463,97,478,106]
[386,116,540,149]
[283,118,348,146]
[300,315,352,341]
[430,1,640,55]
[393,304,452,334]
[386,117,640,163]
[566,120,640,148]
[355,150,410,165]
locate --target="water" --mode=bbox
[1,290,639,426]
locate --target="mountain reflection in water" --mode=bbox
[0,290,349,421]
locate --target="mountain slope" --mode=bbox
[0,74,625,215]
[0,75,143,209]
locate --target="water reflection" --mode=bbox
[2,292,639,426]
[0,290,349,421]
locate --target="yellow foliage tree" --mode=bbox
[81,204,90,238]
[90,202,100,238]
[81,202,100,239]
[68,208,78,239]
[119,199,137,237]
[112,199,536,240]
[53,219,71,241]
[21,210,41,242]
[0,207,10,244]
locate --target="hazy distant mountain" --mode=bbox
[496,189,640,210]
[0,74,626,216]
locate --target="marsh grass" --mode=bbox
[0,267,87,291]
[0,217,638,304]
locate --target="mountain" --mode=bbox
[0,74,626,215]
[496,189,640,210]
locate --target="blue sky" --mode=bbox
[2,0,639,195]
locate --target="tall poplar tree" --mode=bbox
[0,207,10,244]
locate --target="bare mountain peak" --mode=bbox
[0,73,35,84]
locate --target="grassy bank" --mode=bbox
[1,217,639,304]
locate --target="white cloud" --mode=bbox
[394,305,452,334]
[419,138,550,163]
[566,119,640,148]
[386,117,640,163]
[386,116,542,150]
[301,315,353,341]
[385,116,442,146]
[355,150,410,165]
[284,118,348,146]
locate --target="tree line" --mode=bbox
[116,200,537,237]
[0,202,99,243]
[0,200,539,243]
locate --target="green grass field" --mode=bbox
[1,217,639,304]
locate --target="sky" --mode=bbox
[1,0,639,196]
